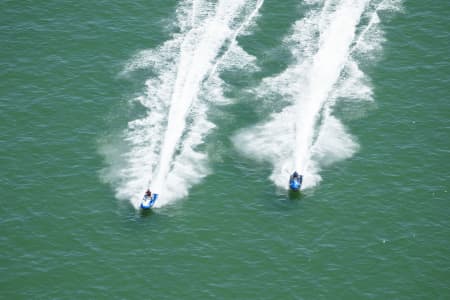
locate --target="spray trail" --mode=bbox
[233,0,401,189]
[102,0,264,208]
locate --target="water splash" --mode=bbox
[233,0,401,190]
[102,0,264,208]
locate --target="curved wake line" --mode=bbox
[208,0,264,78]
[295,0,367,178]
[233,0,401,190]
[102,0,264,209]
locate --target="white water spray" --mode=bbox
[295,0,367,180]
[102,0,264,208]
[233,0,401,189]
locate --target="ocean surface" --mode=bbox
[1,0,449,299]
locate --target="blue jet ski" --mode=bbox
[289,171,303,191]
[140,191,158,210]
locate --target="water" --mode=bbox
[1,0,449,299]
[104,0,265,208]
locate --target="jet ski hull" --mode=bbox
[289,179,301,191]
[140,194,158,210]
[289,173,303,191]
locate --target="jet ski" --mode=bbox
[140,191,158,210]
[289,171,303,191]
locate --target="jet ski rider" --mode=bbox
[292,171,303,184]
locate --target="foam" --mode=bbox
[233,0,401,190]
[102,0,264,208]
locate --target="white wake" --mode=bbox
[233,0,401,189]
[102,0,264,208]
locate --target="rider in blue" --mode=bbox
[290,171,303,190]
[293,172,302,183]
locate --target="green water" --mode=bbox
[1,1,449,299]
